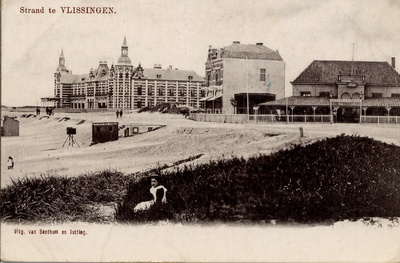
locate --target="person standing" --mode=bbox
[7,156,14,170]
[120,109,123,118]
[116,109,120,118]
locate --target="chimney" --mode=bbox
[169,65,172,70]
[233,41,240,44]
[209,45,212,49]
[392,57,395,69]
[256,43,263,46]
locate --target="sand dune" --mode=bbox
[2,110,399,187]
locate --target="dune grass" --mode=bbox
[118,134,400,224]
[2,134,400,224]
[1,170,136,223]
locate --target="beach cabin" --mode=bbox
[92,122,119,144]
[1,116,19,136]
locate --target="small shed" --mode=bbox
[92,122,119,144]
[1,116,19,136]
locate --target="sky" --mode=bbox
[2,0,400,106]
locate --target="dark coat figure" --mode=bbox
[46,107,49,116]
[36,108,40,115]
[116,110,120,118]
[120,109,123,118]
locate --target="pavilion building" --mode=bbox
[259,59,400,123]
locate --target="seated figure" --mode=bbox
[133,175,167,212]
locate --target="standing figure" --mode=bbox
[116,109,120,118]
[120,109,123,118]
[134,175,167,212]
[7,156,14,170]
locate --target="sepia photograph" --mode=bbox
[1,0,400,262]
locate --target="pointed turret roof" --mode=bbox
[117,37,131,65]
[56,48,69,72]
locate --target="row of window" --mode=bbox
[136,88,202,96]
[300,92,400,98]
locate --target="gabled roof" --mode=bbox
[73,74,90,84]
[140,68,204,82]
[60,72,78,84]
[93,64,110,81]
[220,43,283,61]
[292,60,400,85]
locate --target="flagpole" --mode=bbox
[246,56,249,123]
[351,43,354,75]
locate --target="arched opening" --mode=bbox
[341,92,350,99]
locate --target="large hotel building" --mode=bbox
[46,37,205,109]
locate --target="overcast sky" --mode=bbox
[2,0,400,106]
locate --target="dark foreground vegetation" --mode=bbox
[2,135,400,224]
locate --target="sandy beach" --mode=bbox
[2,110,399,187]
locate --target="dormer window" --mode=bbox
[157,74,161,79]
[188,75,193,80]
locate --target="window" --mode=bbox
[391,93,400,98]
[159,88,163,96]
[301,92,311,97]
[372,93,383,98]
[97,127,100,132]
[137,86,142,95]
[260,69,266,81]
[109,127,113,132]
[319,92,330,98]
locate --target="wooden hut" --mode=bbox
[1,116,19,136]
[92,122,119,144]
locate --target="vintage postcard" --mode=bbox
[2,0,400,262]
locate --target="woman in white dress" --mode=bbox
[133,175,167,212]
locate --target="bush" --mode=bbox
[3,135,399,224]
[1,170,131,223]
[118,135,400,223]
